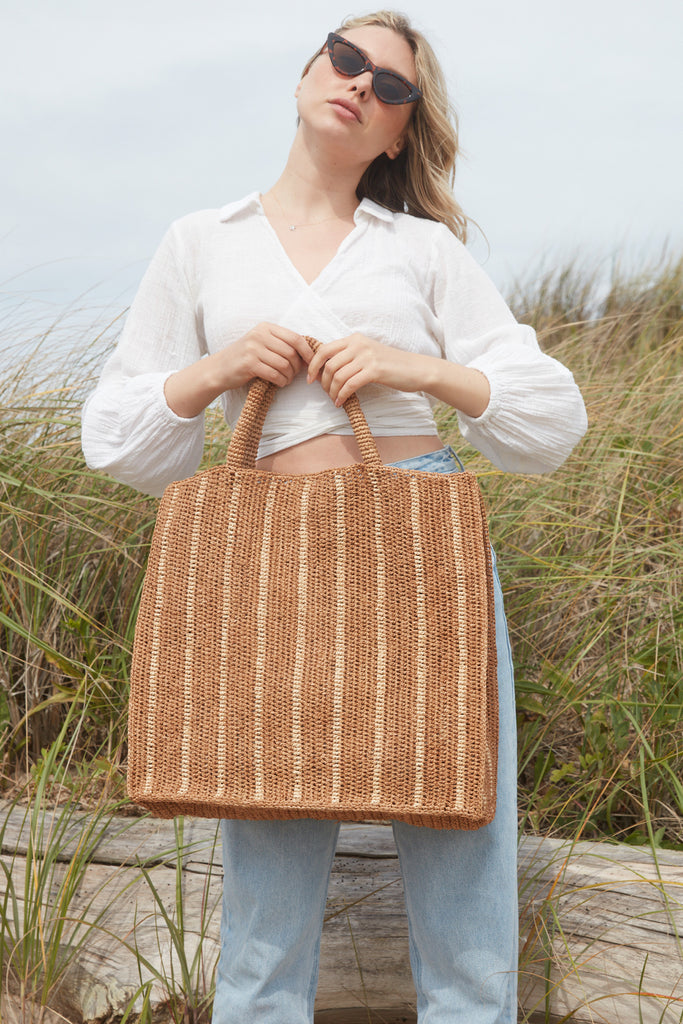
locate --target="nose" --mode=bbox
[350,70,373,98]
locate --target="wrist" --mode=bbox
[390,350,437,393]
[164,356,231,419]
[418,356,490,419]
[414,353,444,394]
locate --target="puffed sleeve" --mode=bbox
[81,219,207,497]
[431,226,587,473]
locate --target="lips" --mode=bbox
[329,98,362,123]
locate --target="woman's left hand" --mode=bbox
[306,333,418,406]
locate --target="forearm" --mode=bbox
[164,323,311,419]
[409,352,490,419]
[308,335,490,417]
[164,354,232,419]
[367,346,491,418]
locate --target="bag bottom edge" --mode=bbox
[126,792,496,831]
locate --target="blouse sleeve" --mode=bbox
[81,220,207,497]
[431,226,588,473]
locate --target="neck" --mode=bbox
[264,129,369,221]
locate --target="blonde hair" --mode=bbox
[301,10,467,240]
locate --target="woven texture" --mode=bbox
[128,342,498,829]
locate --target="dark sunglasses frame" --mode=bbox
[324,32,422,105]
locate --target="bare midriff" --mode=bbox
[255,432,444,474]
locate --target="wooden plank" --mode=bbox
[518,837,683,1023]
[520,832,683,868]
[1,801,682,1024]
[0,801,396,867]
[0,800,219,867]
[1,994,66,1024]
[0,848,413,1020]
[314,1012,415,1024]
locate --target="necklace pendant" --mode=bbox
[289,224,296,231]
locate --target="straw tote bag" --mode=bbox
[128,339,498,829]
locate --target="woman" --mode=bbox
[82,12,587,1023]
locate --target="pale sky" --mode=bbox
[2,0,681,331]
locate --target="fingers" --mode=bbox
[308,334,381,405]
[237,323,311,387]
[306,338,348,385]
[271,327,314,365]
[323,355,378,405]
[329,368,371,406]
[237,329,395,402]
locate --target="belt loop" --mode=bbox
[446,445,466,472]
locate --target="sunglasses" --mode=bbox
[324,32,422,105]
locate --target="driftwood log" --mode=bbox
[1,800,682,1023]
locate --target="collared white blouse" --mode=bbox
[81,193,587,496]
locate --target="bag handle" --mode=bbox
[226,336,383,470]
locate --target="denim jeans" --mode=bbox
[212,446,518,1023]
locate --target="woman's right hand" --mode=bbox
[164,323,312,419]
[226,323,312,389]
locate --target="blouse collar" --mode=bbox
[217,191,396,224]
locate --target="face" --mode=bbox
[295,26,417,165]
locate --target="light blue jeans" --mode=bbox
[212,446,518,1023]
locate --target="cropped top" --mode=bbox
[81,192,587,497]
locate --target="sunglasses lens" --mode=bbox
[374,71,413,104]
[327,34,419,105]
[330,40,365,75]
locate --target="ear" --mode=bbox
[385,134,407,161]
[295,57,314,98]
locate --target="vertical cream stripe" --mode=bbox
[143,488,179,796]
[370,478,387,805]
[291,480,311,802]
[450,486,470,811]
[254,481,278,801]
[178,477,209,796]
[331,473,345,804]
[215,478,243,798]
[410,478,427,808]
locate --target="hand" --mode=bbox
[225,322,312,389]
[306,333,417,406]
[164,323,312,420]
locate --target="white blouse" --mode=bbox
[81,192,587,497]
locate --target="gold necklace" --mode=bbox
[270,191,356,232]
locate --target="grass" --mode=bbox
[0,256,682,1020]
[437,256,683,848]
[0,706,221,1023]
[0,704,132,1018]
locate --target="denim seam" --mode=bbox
[391,821,426,1015]
[306,822,341,1020]
[492,560,516,703]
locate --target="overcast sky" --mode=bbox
[2,0,682,333]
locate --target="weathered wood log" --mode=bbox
[1,800,682,1023]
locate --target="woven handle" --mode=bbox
[226,336,383,470]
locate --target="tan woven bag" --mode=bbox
[128,340,498,829]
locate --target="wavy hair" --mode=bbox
[300,10,467,240]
